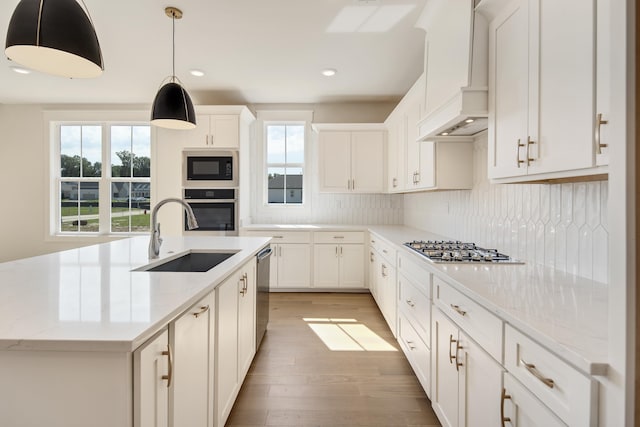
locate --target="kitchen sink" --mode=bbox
[135,250,238,272]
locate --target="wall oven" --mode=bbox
[183,188,238,235]
[183,150,238,187]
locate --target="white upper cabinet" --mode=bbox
[316,125,386,193]
[193,114,240,148]
[485,0,607,181]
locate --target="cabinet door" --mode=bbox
[238,263,256,378]
[431,309,459,427]
[215,272,240,427]
[378,261,396,336]
[386,117,404,192]
[171,293,214,427]
[503,373,565,427]
[318,131,351,192]
[532,0,595,174]
[416,141,436,189]
[339,244,365,288]
[488,0,529,179]
[405,114,421,188]
[277,244,312,288]
[313,244,341,288]
[210,115,240,148]
[269,244,279,288]
[134,328,169,427]
[458,332,503,427]
[367,248,376,295]
[192,115,212,147]
[595,0,610,166]
[351,131,385,193]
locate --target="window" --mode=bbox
[265,124,305,204]
[57,123,151,234]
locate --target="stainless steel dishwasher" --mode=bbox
[255,246,272,349]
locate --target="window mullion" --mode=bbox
[99,123,110,234]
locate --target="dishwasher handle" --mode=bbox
[256,247,273,261]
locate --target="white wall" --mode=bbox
[0,105,100,262]
[404,134,609,283]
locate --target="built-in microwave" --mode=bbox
[183,150,238,187]
[183,188,238,235]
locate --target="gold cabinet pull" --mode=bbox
[448,334,457,365]
[193,305,210,318]
[335,246,339,257]
[501,388,512,427]
[381,264,387,278]
[595,113,608,154]
[454,341,463,371]
[526,136,535,166]
[406,340,417,350]
[370,252,375,262]
[161,344,173,388]
[406,299,415,308]
[516,139,526,168]
[392,177,398,188]
[450,304,467,316]
[520,358,555,388]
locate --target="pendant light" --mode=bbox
[150,7,196,130]
[5,0,103,78]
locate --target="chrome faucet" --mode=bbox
[149,198,199,259]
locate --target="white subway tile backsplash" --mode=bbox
[404,137,608,283]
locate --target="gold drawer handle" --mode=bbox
[450,304,467,316]
[161,344,173,388]
[406,340,416,350]
[449,334,463,371]
[520,358,555,388]
[595,113,608,154]
[193,305,209,318]
[406,299,415,307]
[501,388,512,427]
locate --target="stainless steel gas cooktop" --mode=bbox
[404,240,523,264]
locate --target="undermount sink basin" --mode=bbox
[135,250,238,272]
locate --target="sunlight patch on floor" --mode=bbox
[305,318,397,352]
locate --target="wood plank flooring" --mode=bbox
[226,293,441,427]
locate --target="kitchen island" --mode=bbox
[0,235,270,427]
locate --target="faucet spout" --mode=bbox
[149,198,199,259]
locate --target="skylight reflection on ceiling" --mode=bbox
[326,5,416,33]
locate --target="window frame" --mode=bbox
[263,121,307,207]
[47,112,152,239]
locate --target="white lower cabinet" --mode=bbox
[170,293,215,427]
[502,373,566,427]
[241,231,312,289]
[370,235,397,337]
[431,308,503,427]
[215,259,256,427]
[134,328,170,427]
[313,231,365,289]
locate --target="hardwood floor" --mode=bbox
[226,293,441,427]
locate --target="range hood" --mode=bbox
[416,1,489,140]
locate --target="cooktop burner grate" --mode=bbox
[403,240,523,264]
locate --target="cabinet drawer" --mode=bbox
[397,313,430,397]
[314,231,364,244]
[397,252,432,299]
[369,234,395,264]
[505,325,597,426]
[242,230,311,243]
[398,272,431,345]
[434,277,503,362]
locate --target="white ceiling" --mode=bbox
[0,0,427,105]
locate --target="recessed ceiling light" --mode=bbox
[441,132,449,136]
[190,69,205,77]
[322,68,337,77]
[465,118,475,123]
[10,65,31,74]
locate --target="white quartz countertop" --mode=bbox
[242,224,369,231]
[369,225,608,375]
[0,236,270,353]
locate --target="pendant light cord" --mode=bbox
[172,11,176,82]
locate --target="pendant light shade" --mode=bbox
[150,7,196,130]
[5,0,103,78]
[151,81,196,130]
